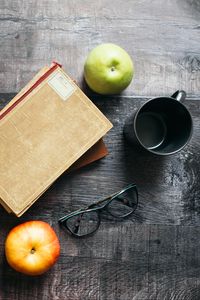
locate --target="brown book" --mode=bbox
[0,63,112,216]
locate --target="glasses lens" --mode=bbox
[66,210,100,236]
[107,186,138,218]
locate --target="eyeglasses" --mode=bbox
[58,183,138,237]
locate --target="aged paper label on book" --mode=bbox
[48,71,76,100]
[0,63,112,216]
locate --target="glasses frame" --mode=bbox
[58,183,138,237]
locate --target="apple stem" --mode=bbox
[31,247,36,254]
[111,66,115,72]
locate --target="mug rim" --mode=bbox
[133,96,193,156]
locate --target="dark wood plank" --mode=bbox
[0,0,200,298]
[0,93,200,299]
[1,223,200,299]
[0,0,200,97]
[1,94,199,226]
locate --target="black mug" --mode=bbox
[123,91,193,155]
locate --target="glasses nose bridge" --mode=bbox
[88,203,106,213]
[91,191,126,212]
[92,196,113,212]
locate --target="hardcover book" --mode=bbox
[0,62,112,216]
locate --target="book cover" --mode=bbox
[0,63,112,216]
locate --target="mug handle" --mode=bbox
[171,90,186,102]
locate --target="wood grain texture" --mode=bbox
[0,0,200,298]
[1,94,199,226]
[0,94,200,299]
[0,0,200,97]
[0,223,200,299]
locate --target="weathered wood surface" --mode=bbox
[1,223,200,300]
[0,0,200,97]
[0,95,200,300]
[1,0,200,299]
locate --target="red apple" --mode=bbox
[5,221,60,276]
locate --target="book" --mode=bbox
[0,139,109,214]
[0,62,112,216]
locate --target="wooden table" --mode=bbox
[0,1,200,299]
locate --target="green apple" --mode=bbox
[84,43,134,95]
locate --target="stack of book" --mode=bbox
[0,62,112,216]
